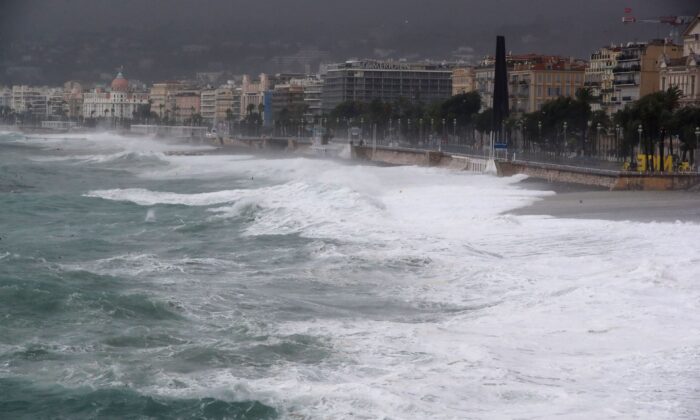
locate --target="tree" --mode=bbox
[589,110,610,156]
[616,87,681,171]
[670,105,700,166]
[191,113,203,126]
[473,108,493,146]
[436,92,481,143]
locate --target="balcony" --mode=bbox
[612,65,641,73]
[617,54,640,61]
[613,79,638,86]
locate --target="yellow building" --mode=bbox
[510,58,587,114]
[610,40,682,113]
[149,82,185,118]
[451,67,475,95]
[475,54,586,115]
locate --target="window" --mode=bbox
[661,77,666,91]
[691,76,696,97]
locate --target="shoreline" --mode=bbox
[4,130,699,223]
[511,178,700,223]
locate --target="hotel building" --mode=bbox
[320,60,453,113]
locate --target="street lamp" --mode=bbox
[596,122,602,157]
[453,118,457,141]
[442,118,446,145]
[563,121,568,155]
[360,117,364,141]
[537,120,542,147]
[637,124,648,169]
[615,123,620,159]
[695,126,700,171]
[407,118,411,142]
[419,118,423,144]
[388,118,392,142]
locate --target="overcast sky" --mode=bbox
[0,0,697,83]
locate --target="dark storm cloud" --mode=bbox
[0,0,697,84]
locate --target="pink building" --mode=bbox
[173,92,201,124]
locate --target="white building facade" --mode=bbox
[82,72,148,120]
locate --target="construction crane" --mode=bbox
[622,12,694,44]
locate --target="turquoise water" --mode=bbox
[2,131,700,419]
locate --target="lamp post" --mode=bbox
[388,118,392,142]
[430,118,434,144]
[453,118,457,143]
[596,122,602,158]
[615,123,620,159]
[695,126,700,171]
[563,121,568,156]
[586,120,592,156]
[637,124,644,170]
[407,118,411,143]
[360,117,364,142]
[537,120,542,150]
[419,118,423,144]
[442,118,446,147]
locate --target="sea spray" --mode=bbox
[2,131,700,419]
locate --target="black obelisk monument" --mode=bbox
[492,35,509,145]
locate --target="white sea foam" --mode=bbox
[84,187,250,206]
[23,131,700,418]
[167,159,700,418]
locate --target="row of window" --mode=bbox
[661,75,697,95]
[534,73,584,83]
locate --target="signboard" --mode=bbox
[494,143,508,149]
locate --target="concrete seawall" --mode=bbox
[351,145,491,172]
[351,145,700,191]
[496,160,700,191]
[209,139,700,191]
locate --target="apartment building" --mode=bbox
[475,54,587,115]
[659,15,700,107]
[610,40,682,113]
[321,60,453,113]
[585,46,621,112]
[451,67,476,95]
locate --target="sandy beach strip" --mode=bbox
[511,179,700,223]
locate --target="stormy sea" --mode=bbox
[1,130,699,419]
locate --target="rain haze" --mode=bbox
[0,0,696,83]
[2,1,700,419]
